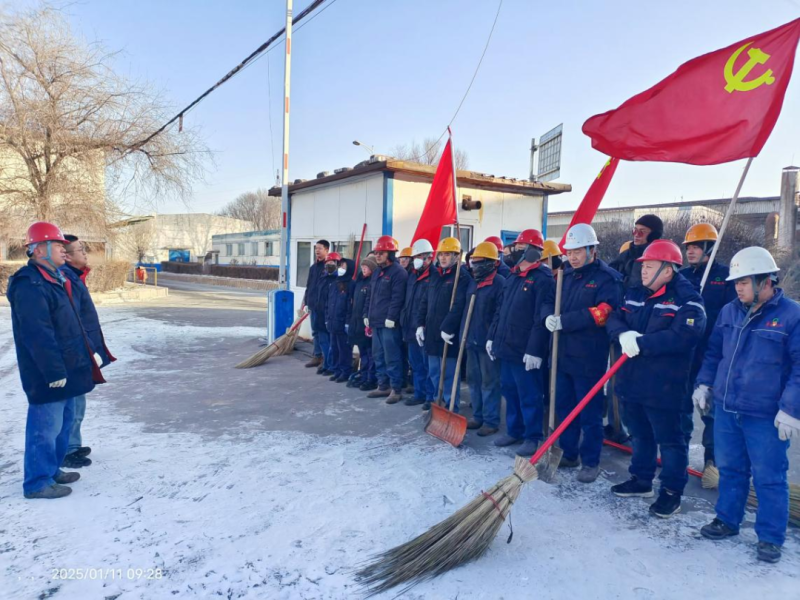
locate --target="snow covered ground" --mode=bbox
[0,305,798,600]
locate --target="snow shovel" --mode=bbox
[538,269,564,483]
[426,294,474,447]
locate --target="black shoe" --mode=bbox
[346,377,362,388]
[611,477,654,498]
[700,518,739,540]
[24,484,72,499]
[359,381,378,392]
[335,375,349,383]
[559,456,580,468]
[316,366,325,375]
[329,374,339,381]
[74,446,92,457]
[757,542,782,563]
[62,452,92,468]
[604,424,631,444]
[422,402,431,411]
[322,370,335,376]
[466,419,482,430]
[404,397,425,406]
[54,470,80,485]
[649,489,681,518]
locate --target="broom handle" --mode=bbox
[353,223,367,281]
[529,355,628,466]
[262,312,309,354]
[603,439,704,479]
[449,294,475,412]
[548,270,564,432]
[435,257,464,404]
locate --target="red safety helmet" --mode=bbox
[374,235,399,252]
[484,236,504,252]
[636,239,683,267]
[326,252,343,262]
[26,221,68,245]
[514,229,544,249]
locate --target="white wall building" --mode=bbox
[211,229,281,266]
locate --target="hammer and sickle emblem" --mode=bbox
[724,42,776,93]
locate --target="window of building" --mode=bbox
[237,243,245,256]
[252,242,260,256]
[265,242,273,256]
[296,241,312,287]
[440,225,473,252]
[225,244,232,256]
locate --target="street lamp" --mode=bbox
[352,140,375,156]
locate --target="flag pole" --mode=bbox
[448,127,460,243]
[699,157,754,292]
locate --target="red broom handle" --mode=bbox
[603,439,704,479]
[529,355,628,466]
[353,223,367,281]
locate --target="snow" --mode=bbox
[0,307,798,600]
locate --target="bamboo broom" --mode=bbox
[235,312,308,368]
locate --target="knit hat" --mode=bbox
[635,214,664,242]
[361,255,378,272]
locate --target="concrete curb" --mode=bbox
[158,272,279,291]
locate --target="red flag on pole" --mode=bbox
[558,157,619,251]
[582,19,800,165]
[411,137,457,248]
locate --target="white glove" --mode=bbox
[49,378,67,388]
[693,384,713,416]
[486,340,495,361]
[545,315,562,332]
[441,331,455,345]
[618,330,643,358]
[385,319,395,329]
[93,352,103,367]
[364,318,369,328]
[415,326,425,347]
[523,354,542,371]
[775,410,800,441]
[345,324,350,335]
[302,305,309,314]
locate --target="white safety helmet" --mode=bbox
[563,223,600,250]
[411,238,434,257]
[727,246,780,281]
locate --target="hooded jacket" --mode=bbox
[347,269,372,346]
[325,259,355,335]
[609,242,649,290]
[60,263,116,367]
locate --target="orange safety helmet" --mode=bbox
[541,239,563,260]
[326,252,343,262]
[484,236,504,253]
[636,239,683,267]
[26,222,68,245]
[398,246,413,258]
[471,241,499,261]
[514,229,544,249]
[619,240,632,254]
[374,235,399,252]
[683,223,719,245]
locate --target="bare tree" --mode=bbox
[389,137,469,170]
[109,219,156,263]
[218,189,280,230]
[0,6,209,243]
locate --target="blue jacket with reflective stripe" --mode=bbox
[606,273,706,411]
[696,289,800,420]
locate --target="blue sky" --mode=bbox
[53,0,800,214]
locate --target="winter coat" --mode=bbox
[606,273,706,411]
[365,260,408,327]
[442,270,505,349]
[304,259,327,312]
[609,242,648,290]
[347,272,371,346]
[7,261,101,405]
[680,261,737,376]
[488,262,555,362]
[400,265,433,344]
[325,259,355,335]
[416,264,471,356]
[497,259,512,279]
[60,264,116,367]
[696,289,800,420]
[556,259,623,377]
[313,269,337,333]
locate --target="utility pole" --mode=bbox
[278,0,293,290]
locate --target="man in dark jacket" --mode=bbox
[695,247,800,564]
[314,252,339,375]
[609,214,663,290]
[347,256,378,391]
[443,241,505,435]
[484,236,511,278]
[487,229,555,457]
[415,237,471,412]
[546,224,623,483]
[606,239,705,518]
[303,240,330,368]
[325,257,355,383]
[679,223,737,475]
[365,236,408,403]
[401,239,435,406]
[59,234,116,469]
[8,222,101,499]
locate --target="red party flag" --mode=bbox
[583,19,800,165]
[411,137,457,248]
[558,157,619,251]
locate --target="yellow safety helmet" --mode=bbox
[683,223,719,245]
[471,241,499,261]
[619,240,632,254]
[541,239,563,260]
[398,246,413,258]
[437,237,462,254]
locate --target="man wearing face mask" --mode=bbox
[315,252,340,376]
[487,229,555,457]
[364,236,408,403]
[606,239,705,518]
[485,236,511,278]
[609,214,663,290]
[347,255,378,391]
[545,224,623,483]
[415,237,471,412]
[325,256,355,383]
[442,242,505,436]
[401,239,436,407]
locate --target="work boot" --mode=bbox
[316,366,325,375]
[466,419,482,430]
[54,470,80,485]
[476,425,499,437]
[403,384,415,394]
[559,456,580,468]
[305,356,323,368]
[385,390,403,404]
[649,489,681,518]
[611,476,654,498]
[74,446,92,457]
[604,424,631,444]
[322,370,335,377]
[24,484,72,500]
[700,518,739,540]
[494,434,522,447]
[359,381,377,392]
[62,452,92,468]
[346,376,362,388]
[422,402,431,411]
[577,465,600,483]
[404,397,425,406]
[329,374,339,381]
[515,440,539,457]
[367,387,391,399]
[335,375,349,383]
[757,542,782,564]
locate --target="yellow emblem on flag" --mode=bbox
[724,42,776,93]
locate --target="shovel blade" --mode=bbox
[536,446,564,484]
[424,404,467,447]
